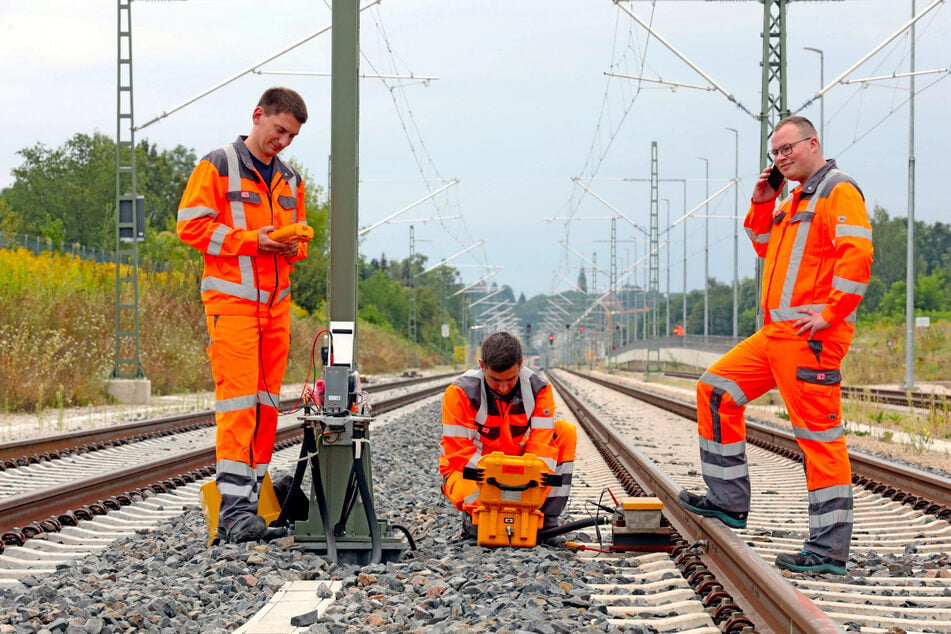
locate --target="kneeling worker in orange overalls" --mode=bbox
[440,332,577,545]
[677,116,873,575]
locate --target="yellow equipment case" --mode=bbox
[470,452,550,548]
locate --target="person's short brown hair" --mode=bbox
[774,115,818,141]
[480,332,522,372]
[258,87,308,124]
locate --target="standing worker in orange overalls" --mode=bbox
[177,87,309,543]
[677,116,873,575]
[440,332,577,545]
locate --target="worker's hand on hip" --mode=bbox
[794,308,830,338]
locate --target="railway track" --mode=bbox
[0,375,453,542]
[553,368,951,633]
[0,372,457,469]
[4,369,950,632]
[663,370,950,412]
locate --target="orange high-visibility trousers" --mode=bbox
[696,328,853,560]
[206,309,290,530]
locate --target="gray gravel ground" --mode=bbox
[0,401,648,634]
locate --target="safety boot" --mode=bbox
[676,490,747,529]
[460,512,477,540]
[775,550,847,575]
[219,515,288,544]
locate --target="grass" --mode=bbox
[844,320,951,386]
[0,248,443,413]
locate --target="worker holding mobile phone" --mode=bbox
[678,116,874,576]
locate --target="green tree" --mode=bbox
[136,141,198,231]
[869,206,907,288]
[1,133,196,251]
[359,270,408,331]
[916,270,949,312]
[862,275,886,314]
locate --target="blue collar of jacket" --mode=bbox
[798,158,838,199]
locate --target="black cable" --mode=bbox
[274,428,311,528]
[305,428,337,563]
[351,442,383,564]
[536,515,610,541]
[388,524,417,551]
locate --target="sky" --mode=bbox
[2,1,948,301]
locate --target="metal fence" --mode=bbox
[0,230,117,264]
[0,231,168,270]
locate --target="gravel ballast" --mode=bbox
[0,400,639,633]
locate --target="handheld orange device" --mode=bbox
[269,223,314,243]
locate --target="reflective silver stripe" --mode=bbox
[539,456,556,471]
[464,445,484,470]
[216,393,258,414]
[202,273,270,303]
[217,459,254,476]
[286,172,299,221]
[178,205,218,222]
[199,143,271,304]
[793,424,845,442]
[519,366,535,422]
[547,484,571,498]
[779,214,812,316]
[474,370,489,426]
[748,232,770,244]
[835,224,872,241]
[223,144,248,229]
[258,390,281,407]
[699,436,746,457]
[255,463,269,479]
[442,424,474,439]
[700,461,749,481]
[463,490,479,505]
[275,285,291,304]
[532,416,554,430]
[809,508,854,529]
[775,169,839,319]
[845,310,857,325]
[809,484,853,504]
[769,303,826,322]
[207,224,230,257]
[219,481,253,497]
[699,371,748,407]
[832,276,867,296]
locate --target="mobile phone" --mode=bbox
[767,164,785,191]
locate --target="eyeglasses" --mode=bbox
[767,136,813,160]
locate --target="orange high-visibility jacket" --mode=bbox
[440,367,559,510]
[177,137,307,316]
[745,160,873,342]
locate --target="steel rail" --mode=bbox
[0,373,456,466]
[663,370,949,411]
[548,370,842,633]
[0,381,450,537]
[571,369,951,511]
